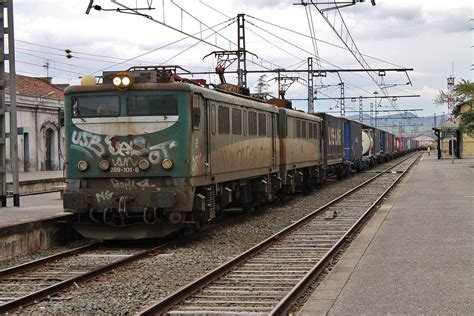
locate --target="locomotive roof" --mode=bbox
[281,107,323,122]
[64,82,279,113]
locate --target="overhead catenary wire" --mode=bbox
[16,50,99,72]
[246,15,407,69]
[99,0,293,76]
[16,42,214,71]
[16,60,85,76]
[158,19,236,66]
[198,0,303,71]
[96,15,237,73]
[244,19,376,97]
[196,3,387,105]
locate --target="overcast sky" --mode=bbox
[11,0,472,117]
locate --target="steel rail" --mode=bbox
[271,153,420,314]
[0,242,170,313]
[139,153,420,315]
[0,243,99,278]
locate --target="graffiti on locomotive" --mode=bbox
[71,130,177,172]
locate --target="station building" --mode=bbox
[5,74,66,172]
[433,102,474,159]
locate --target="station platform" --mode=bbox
[299,153,474,315]
[0,192,66,229]
[1,171,73,261]
[6,170,65,196]
[6,170,64,183]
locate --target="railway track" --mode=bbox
[140,153,421,315]
[0,241,167,313]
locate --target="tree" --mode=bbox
[254,74,269,94]
[435,79,474,137]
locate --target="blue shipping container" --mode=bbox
[343,120,362,160]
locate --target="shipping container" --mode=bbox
[373,129,381,155]
[396,136,403,152]
[380,131,386,154]
[386,132,394,154]
[343,119,363,161]
[314,113,344,166]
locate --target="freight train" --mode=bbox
[63,66,418,240]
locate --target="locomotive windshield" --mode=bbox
[72,96,120,118]
[127,94,178,116]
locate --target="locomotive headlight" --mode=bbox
[99,159,111,171]
[138,158,151,170]
[161,158,173,170]
[112,72,133,90]
[112,77,122,86]
[121,76,131,86]
[77,160,89,171]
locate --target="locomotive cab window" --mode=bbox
[72,96,120,118]
[232,108,242,135]
[127,94,178,116]
[192,94,202,129]
[248,111,257,136]
[296,119,301,138]
[242,110,247,136]
[218,106,230,134]
[211,104,216,134]
[258,113,266,136]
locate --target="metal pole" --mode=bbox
[307,57,314,113]
[237,14,247,88]
[7,0,20,206]
[370,103,374,126]
[0,3,6,206]
[340,82,345,117]
[451,135,454,164]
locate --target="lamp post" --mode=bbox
[373,91,379,127]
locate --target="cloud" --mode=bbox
[230,0,289,9]
[343,3,470,39]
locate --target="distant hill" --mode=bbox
[346,112,448,136]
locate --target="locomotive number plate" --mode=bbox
[110,166,140,173]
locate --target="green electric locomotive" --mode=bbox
[63,66,282,239]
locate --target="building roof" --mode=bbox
[5,73,65,100]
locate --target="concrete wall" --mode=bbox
[460,134,474,158]
[440,133,474,159]
[0,216,76,261]
[5,94,64,172]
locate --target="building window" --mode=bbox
[258,113,266,136]
[232,108,242,135]
[218,106,229,134]
[249,111,257,136]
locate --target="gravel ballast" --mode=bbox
[11,162,403,314]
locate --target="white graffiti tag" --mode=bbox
[96,190,114,202]
[71,130,105,156]
[110,178,154,190]
[105,136,147,156]
[71,129,178,167]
